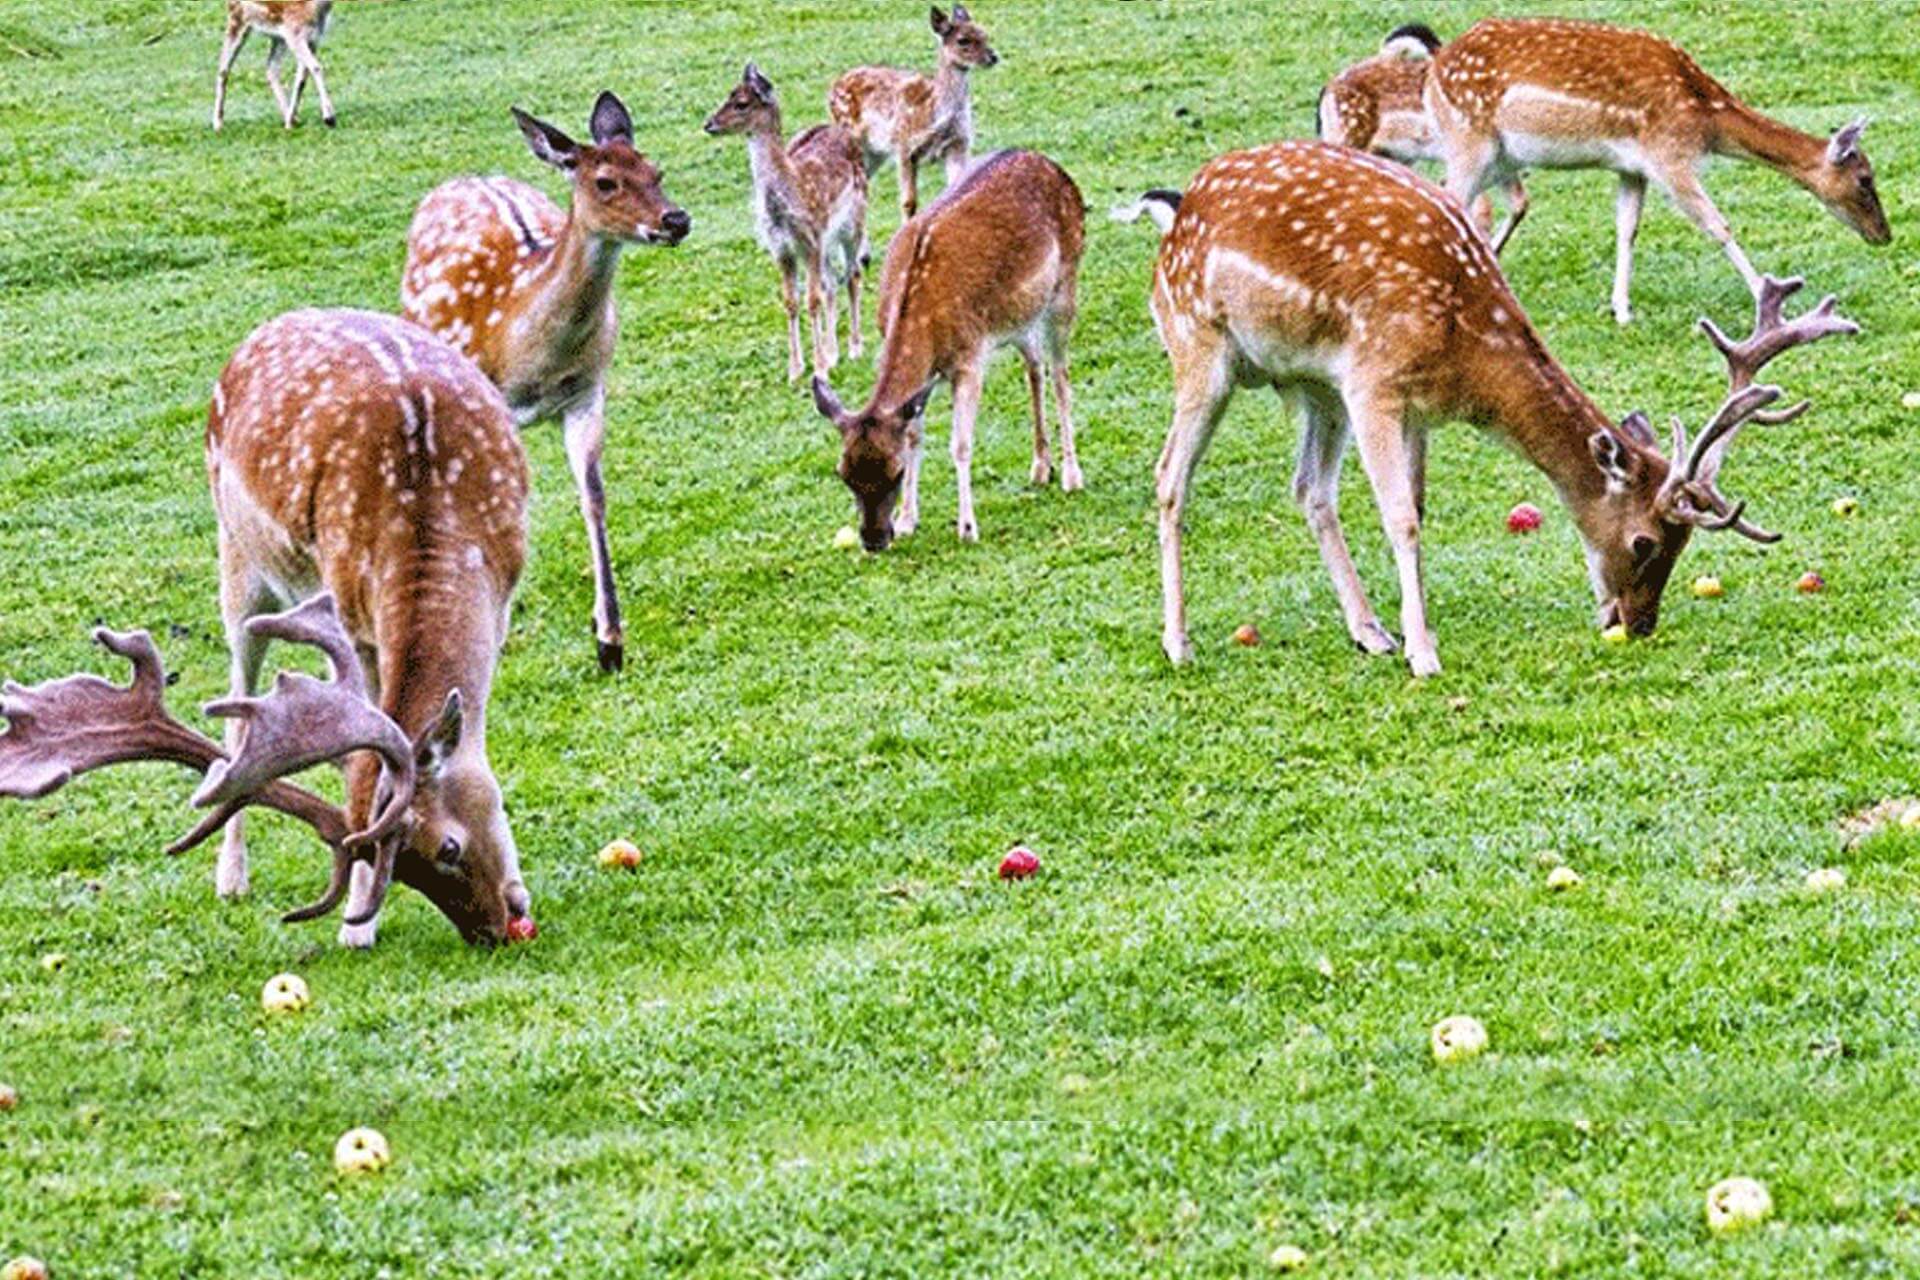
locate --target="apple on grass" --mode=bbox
[1601,624,1629,645]
[333,1127,392,1176]
[505,916,538,943]
[833,525,860,551]
[1506,503,1542,534]
[1804,867,1846,895]
[597,838,643,870]
[998,846,1040,880]
[1,1257,49,1280]
[1832,496,1859,518]
[260,973,310,1015]
[1233,623,1261,648]
[1430,1015,1488,1063]
[1796,571,1825,594]
[1268,1244,1310,1271]
[1546,865,1583,892]
[0,1084,17,1112]
[1691,576,1724,599]
[1705,1177,1772,1235]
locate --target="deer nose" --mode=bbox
[660,209,692,243]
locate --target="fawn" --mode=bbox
[213,0,336,131]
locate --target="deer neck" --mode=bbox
[1711,103,1826,187]
[1470,336,1618,512]
[745,117,801,214]
[519,209,623,343]
[933,55,971,124]
[374,572,501,744]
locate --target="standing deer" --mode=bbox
[212,0,336,131]
[1424,17,1890,324]
[1,310,535,947]
[829,5,998,224]
[1127,143,1856,674]
[402,92,690,673]
[810,150,1083,551]
[705,63,871,384]
[1317,23,1525,249]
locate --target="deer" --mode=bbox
[212,0,336,132]
[705,63,871,384]
[829,5,999,224]
[1317,23,1526,251]
[402,91,690,674]
[1123,142,1857,675]
[2,308,537,948]
[809,149,1083,552]
[1423,17,1890,325]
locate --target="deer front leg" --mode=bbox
[1347,392,1438,676]
[1489,177,1529,255]
[212,26,248,130]
[808,253,836,376]
[213,557,270,899]
[845,239,866,360]
[1155,342,1233,665]
[285,30,335,127]
[943,144,970,188]
[337,752,381,949]
[949,361,984,542]
[897,146,919,221]
[264,41,293,127]
[563,388,625,674]
[1611,173,1647,325]
[1019,342,1051,486]
[1659,167,1763,297]
[896,416,924,537]
[778,257,804,384]
[1048,338,1083,493]
[1291,392,1396,656]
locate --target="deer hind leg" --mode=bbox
[808,251,836,376]
[264,40,293,127]
[1345,389,1439,676]
[1489,176,1529,255]
[1291,390,1398,657]
[563,387,625,674]
[1045,311,1083,493]
[1611,173,1647,325]
[1155,336,1234,665]
[1018,341,1050,486]
[778,256,804,384]
[285,29,335,127]
[897,147,919,221]
[949,359,984,542]
[212,24,248,130]
[1658,166,1763,297]
[844,227,867,360]
[943,143,970,188]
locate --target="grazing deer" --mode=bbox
[1317,23,1525,249]
[1424,17,1890,324]
[0,309,536,948]
[829,5,998,223]
[402,92,690,673]
[810,150,1083,551]
[705,63,870,384]
[212,0,336,131]
[1126,144,1856,674]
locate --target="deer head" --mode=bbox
[513,91,691,247]
[1809,118,1890,246]
[931,5,998,69]
[1580,276,1857,634]
[811,376,934,551]
[703,63,780,137]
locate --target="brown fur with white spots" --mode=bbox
[401,91,689,673]
[207,308,533,946]
[1426,17,1890,324]
[1136,142,1856,675]
[213,0,335,131]
[811,149,1083,550]
[706,63,870,384]
[829,4,998,223]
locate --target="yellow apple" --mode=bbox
[1268,1244,1310,1271]
[1831,496,1860,518]
[1691,576,1724,599]
[597,838,643,870]
[1705,1176,1772,1235]
[39,954,66,974]
[333,1127,392,1176]
[833,525,859,551]
[1430,1015,1488,1064]
[261,973,311,1015]
[1803,867,1846,895]
[1,1258,49,1280]
[1546,866,1583,892]
[1601,624,1629,645]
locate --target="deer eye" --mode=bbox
[1630,534,1660,567]
[595,176,618,195]
[438,837,464,866]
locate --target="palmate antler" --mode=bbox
[1661,276,1860,542]
[0,595,416,927]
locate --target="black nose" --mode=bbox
[861,530,892,553]
[661,209,692,242]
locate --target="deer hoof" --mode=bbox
[1352,622,1400,656]
[597,639,625,674]
[957,518,979,543]
[1030,458,1052,487]
[1060,462,1085,493]
[338,920,377,950]
[1407,649,1443,679]
[323,114,337,128]
[1162,631,1195,665]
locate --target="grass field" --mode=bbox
[3,0,1919,1274]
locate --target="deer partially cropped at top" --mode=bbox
[1424,17,1890,324]
[1317,23,1525,250]
[706,63,870,384]
[213,0,336,131]
[830,5,998,223]
[1124,143,1856,675]
[402,92,690,673]
[810,150,1083,551]
[2,309,536,948]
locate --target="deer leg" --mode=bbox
[950,361,984,542]
[1346,391,1439,677]
[845,233,866,360]
[337,752,381,949]
[943,144,970,188]
[898,148,919,221]
[214,557,271,900]
[808,252,836,376]
[1489,177,1529,255]
[264,41,293,127]
[897,416,924,537]
[1047,326,1083,493]
[212,25,248,130]
[1155,340,1234,665]
[563,388,624,674]
[778,257,804,384]
[1290,391,1397,656]
[1019,342,1050,487]
[1440,136,1499,218]
[286,31,335,127]
[1610,173,1648,325]
[1659,167,1763,297]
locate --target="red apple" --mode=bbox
[998,846,1040,880]
[1232,623,1261,647]
[505,916,538,943]
[1796,571,1826,594]
[0,1083,17,1112]
[1506,503,1543,534]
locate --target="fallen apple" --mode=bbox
[597,838,643,870]
[1705,1176,1772,1235]
[1546,865,1583,892]
[39,953,66,975]
[1,1258,49,1280]
[505,916,538,943]
[1803,866,1846,895]
[333,1127,392,1176]
[1268,1243,1311,1271]
[1506,503,1542,534]
[1057,1072,1091,1096]
[0,1083,17,1112]
[260,973,311,1016]
[1430,1014,1488,1064]
[1903,391,1920,411]
[1832,496,1859,518]
[1691,576,1723,599]
[833,525,859,551]
[998,845,1040,880]
[1601,624,1629,645]
[1796,571,1825,594]
[1233,623,1261,648]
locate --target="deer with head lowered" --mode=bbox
[2,310,536,948]
[1125,143,1856,675]
[1423,17,1890,324]
[213,0,336,131]
[829,5,999,223]
[810,149,1084,551]
[705,62,870,384]
[402,91,690,673]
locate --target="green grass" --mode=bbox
[2,0,1918,1274]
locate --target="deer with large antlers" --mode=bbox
[829,5,999,224]
[402,91,690,673]
[212,1,336,132]
[705,63,870,384]
[1127,143,1856,674]
[3,309,535,947]
[809,149,1084,551]
[1423,17,1890,324]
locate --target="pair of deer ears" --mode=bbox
[811,377,934,428]
[1828,117,1869,165]
[740,62,776,99]
[931,5,971,35]
[512,91,634,171]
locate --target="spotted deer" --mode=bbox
[705,63,870,384]
[829,5,998,223]
[810,150,1083,551]
[1127,143,1856,675]
[402,92,690,673]
[1317,23,1525,249]
[1,310,534,947]
[212,0,336,131]
[1425,17,1890,324]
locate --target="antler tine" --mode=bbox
[1683,383,1782,483]
[242,593,371,699]
[342,844,398,927]
[1698,274,1860,396]
[279,846,358,923]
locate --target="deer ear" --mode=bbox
[1827,116,1868,164]
[745,63,774,97]
[590,91,634,148]
[952,3,971,22]
[1617,410,1655,446]
[513,108,580,171]
[1588,430,1636,484]
[930,6,951,36]
[413,689,464,777]
[898,383,935,424]
[811,376,846,423]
